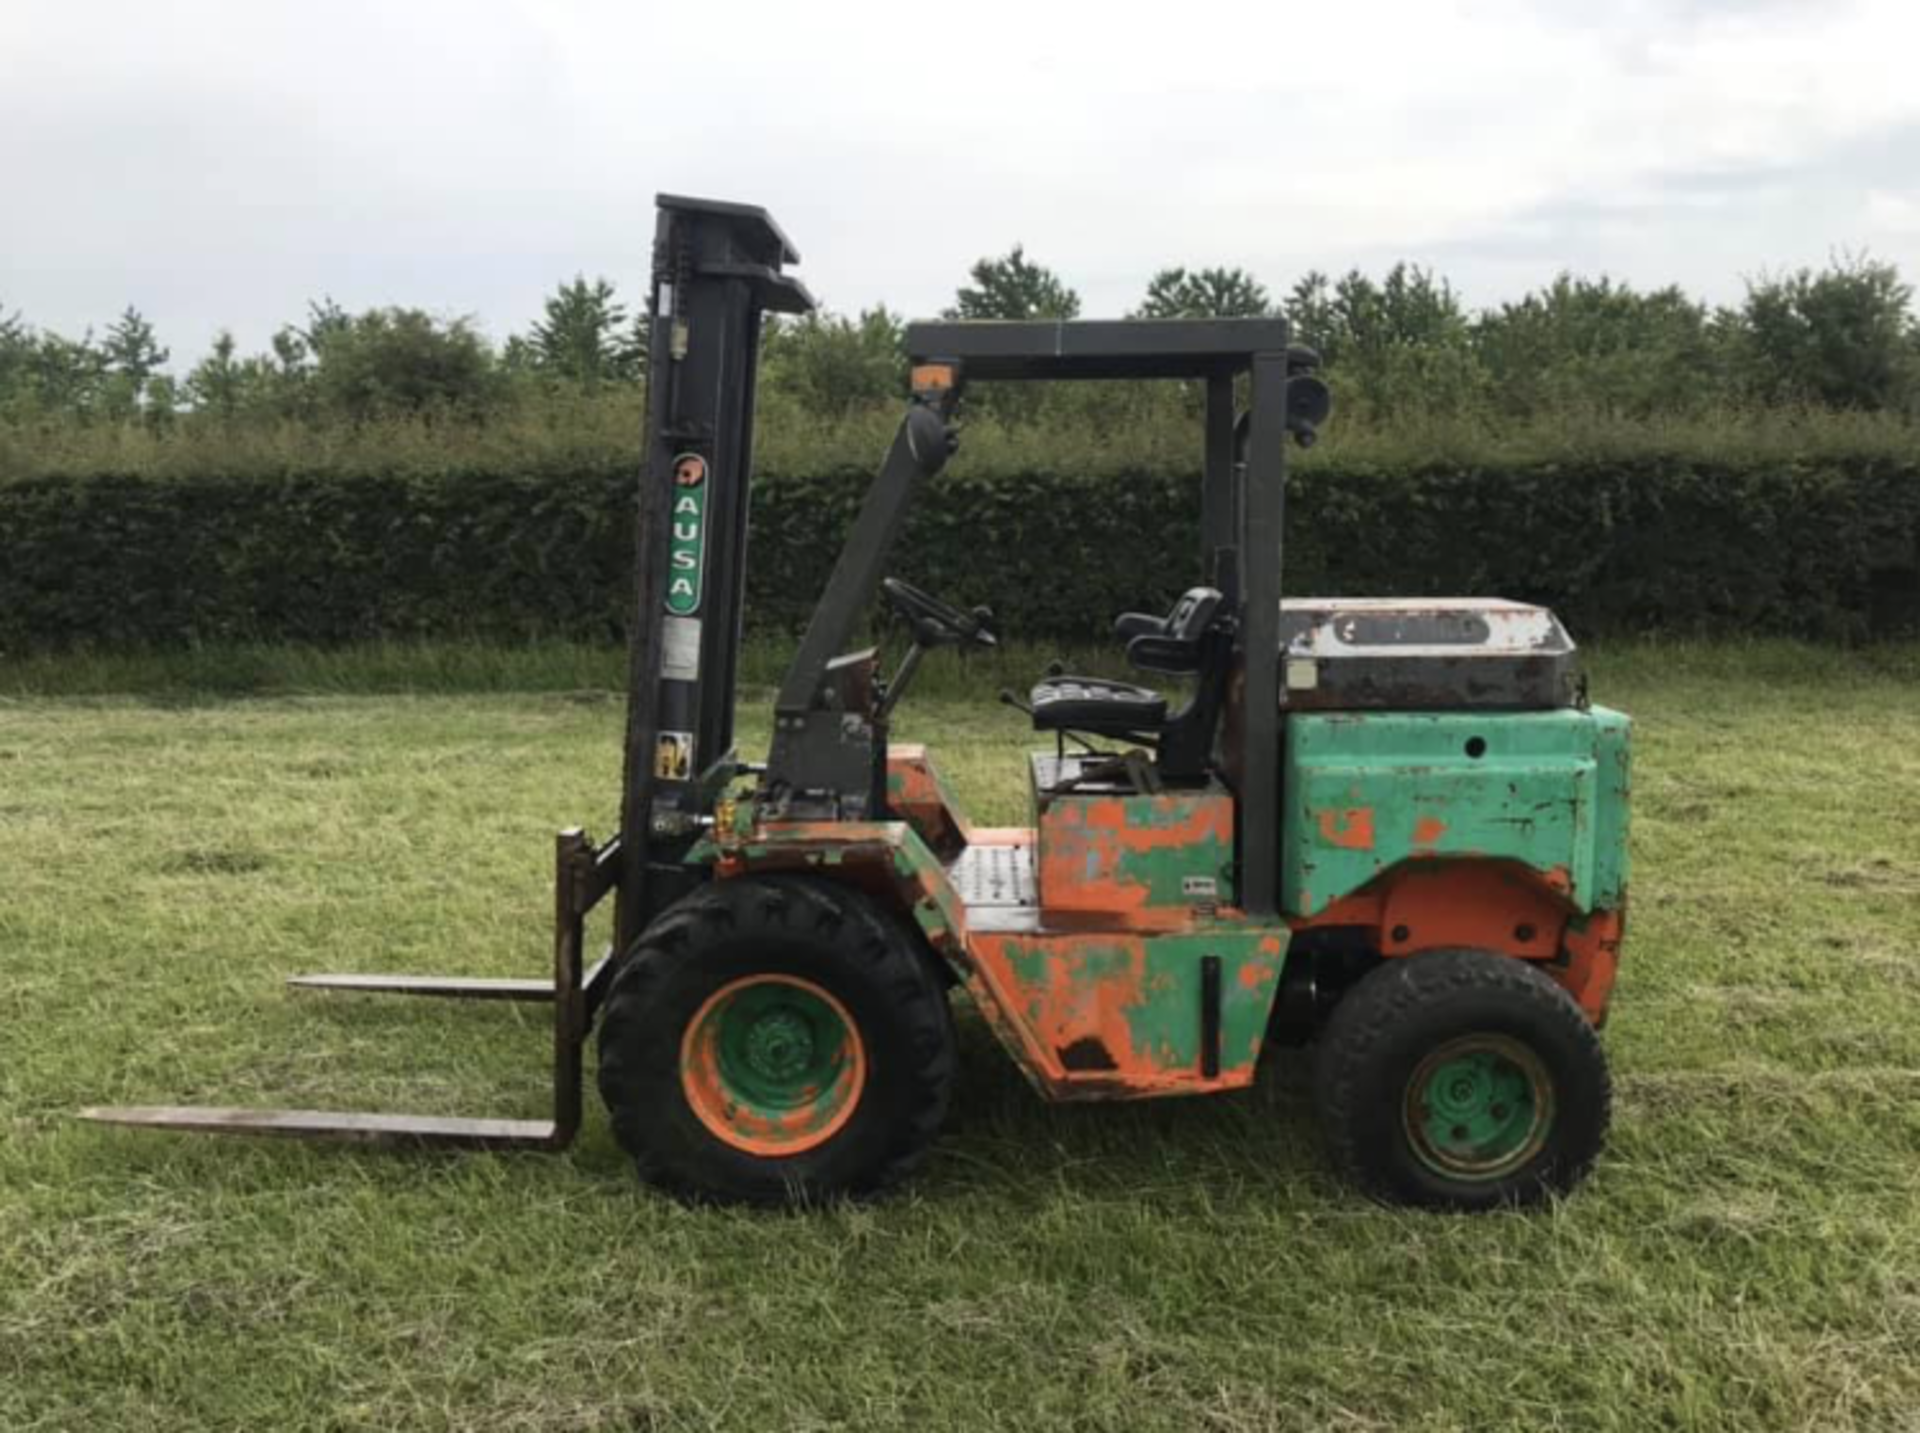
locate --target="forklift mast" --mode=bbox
[617,196,814,953]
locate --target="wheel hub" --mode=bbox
[1404,1034,1554,1181]
[743,1010,815,1082]
[679,974,867,1157]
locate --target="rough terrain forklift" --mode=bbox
[86,196,1631,1210]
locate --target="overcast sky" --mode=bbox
[4,0,1918,366]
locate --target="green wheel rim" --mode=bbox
[1403,1034,1554,1181]
[681,974,867,1156]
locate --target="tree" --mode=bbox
[303,297,351,352]
[1286,272,1340,359]
[0,305,32,408]
[178,323,321,420]
[1472,275,1728,417]
[21,330,107,416]
[307,307,500,420]
[1288,263,1483,419]
[763,306,904,414]
[96,306,172,417]
[184,331,248,416]
[946,245,1080,320]
[1135,266,1271,319]
[529,275,641,385]
[101,306,169,383]
[1733,255,1918,410]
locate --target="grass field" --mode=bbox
[3,641,1919,1431]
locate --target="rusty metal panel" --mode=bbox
[1282,710,1631,917]
[883,744,973,857]
[1278,598,1583,711]
[1033,758,1236,918]
[966,928,1286,1098]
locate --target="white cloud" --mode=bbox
[2,0,1917,359]
[1866,189,1920,235]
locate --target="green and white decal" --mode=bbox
[666,453,708,616]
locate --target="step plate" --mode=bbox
[947,841,1036,908]
[78,1106,558,1149]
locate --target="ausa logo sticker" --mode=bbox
[666,453,708,616]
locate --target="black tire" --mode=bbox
[596,875,954,1205]
[1311,948,1611,1211]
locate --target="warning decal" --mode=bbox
[654,730,695,781]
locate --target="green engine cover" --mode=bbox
[1281,707,1630,917]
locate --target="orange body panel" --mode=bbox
[712,750,1623,1102]
[966,928,1286,1098]
[1037,790,1234,924]
[1297,859,1623,1022]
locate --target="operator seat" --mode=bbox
[1029,587,1233,781]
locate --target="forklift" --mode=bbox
[86,196,1631,1210]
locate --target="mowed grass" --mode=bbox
[3,643,1919,1431]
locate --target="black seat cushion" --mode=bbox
[1030,675,1168,733]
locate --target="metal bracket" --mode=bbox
[80,829,622,1152]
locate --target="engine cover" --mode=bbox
[1277,598,1583,711]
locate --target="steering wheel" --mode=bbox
[881,577,998,649]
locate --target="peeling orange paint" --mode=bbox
[678,974,867,1156]
[1317,807,1376,851]
[1556,904,1626,1024]
[1297,858,1570,960]
[965,929,1283,1099]
[884,746,972,854]
[1037,788,1233,921]
[1412,815,1448,847]
[722,797,1295,1103]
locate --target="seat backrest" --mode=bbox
[1127,587,1223,675]
[1148,591,1234,780]
[1167,588,1222,641]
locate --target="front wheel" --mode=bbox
[1311,948,1611,1210]
[597,876,954,1205]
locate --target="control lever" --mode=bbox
[997,688,1033,717]
[874,641,928,722]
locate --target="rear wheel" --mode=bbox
[597,876,954,1205]
[1311,948,1610,1210]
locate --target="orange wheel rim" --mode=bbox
[679,974,867,1156]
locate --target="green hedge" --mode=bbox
[2,454,1917,650]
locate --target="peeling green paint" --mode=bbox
[986,928,1287,1081]
[1282,708,1632,917]
[1036,784,1236,913]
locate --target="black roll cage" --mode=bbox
[620,198,1323,958]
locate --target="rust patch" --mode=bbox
[1317,807,1376,851]
[1296,858,1571,962]
[883,745,973,857]
[1412,815,1448,847]
[1557,904,1626,1024]
[1037,789,1233,921]
[962,926,1285,1100]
